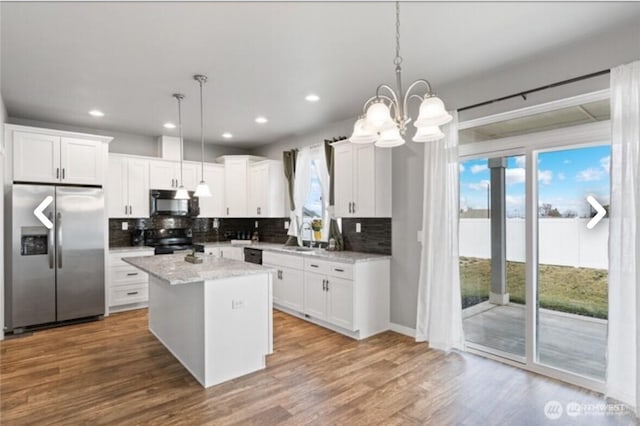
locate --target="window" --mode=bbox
[300,148,329,242]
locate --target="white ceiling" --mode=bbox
[2,2,639,148]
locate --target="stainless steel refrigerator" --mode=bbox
[5,184,105,332]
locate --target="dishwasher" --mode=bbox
[244,247,263,264]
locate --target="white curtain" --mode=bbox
[606,60,640,412]
[311,144,331,240]
[289,147,311,245]
[415,111,464,351]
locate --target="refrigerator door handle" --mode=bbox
[57,212,63,269]
[48,212,54,269]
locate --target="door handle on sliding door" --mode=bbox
[57,212,62,269]
[48,212,54,269]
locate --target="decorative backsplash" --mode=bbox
[109,216,391,255]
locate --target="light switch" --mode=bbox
[121,221,128,231]
[417,230,422,243]
[284,221,289,230]
[356,223,361,233]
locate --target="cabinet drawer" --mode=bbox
[110,265,148,287]
[109,283,148,307]
[264,252,304,270]
[304,258,331,274]
[327,263,354,280]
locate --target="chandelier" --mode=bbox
[349,2,452,147]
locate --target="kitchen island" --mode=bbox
[123,253,273,388]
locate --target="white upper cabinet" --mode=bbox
[333,141,391,218]
[107,155,150,218]
[222,156,250,217]
[149,159,198,191]
[12,129,107,185]
[197,164,225,218]
[248,160,285,218]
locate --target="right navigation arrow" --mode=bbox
[586,195,606,229]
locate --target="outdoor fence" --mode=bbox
[459,218,608,269]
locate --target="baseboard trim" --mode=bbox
[388,322,416,338]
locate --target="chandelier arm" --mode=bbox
[363,94,397,115]
[402,79,435,121]
[375,84,401,120]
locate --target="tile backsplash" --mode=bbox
[109,216,391,255]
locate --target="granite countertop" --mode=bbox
[123,253,274,285]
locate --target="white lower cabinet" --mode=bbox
[264,251,389,339]
[264,252,304,312]
[108,249,154,312]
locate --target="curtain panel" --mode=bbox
[283,149,298,246]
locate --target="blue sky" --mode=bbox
[460,145,611,218]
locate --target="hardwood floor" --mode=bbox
[1,309,635,425]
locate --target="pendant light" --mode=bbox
[173,93,190,200]
[193,74,212,197]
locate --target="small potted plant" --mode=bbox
[311,218,323,242]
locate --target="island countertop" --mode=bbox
[123,253,274,285]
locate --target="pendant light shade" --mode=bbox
[173,93,189,200]
[412,125,445,142]
[375,127,405,148]
[414,96,452,128]
[174,186,190,200]
[365,101,394,130]
[349,118,377,144]
[193,74,212,198]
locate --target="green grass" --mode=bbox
[460,257,608,319]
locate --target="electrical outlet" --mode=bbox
[255,221,259,228]
[121,221,128,231]
[232,300,245,310]
[284,221,289,230]
[356,223,361,233]
[213,218,219,229]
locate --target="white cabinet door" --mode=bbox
[248,163,268,217]
[107,157,128,218]
[304,271,327,320]
[274,266,304,312]
[224,158,248,217]
[353,144,376,217]
[333,143,353,217]
[180,163,199,191]
[13,132,60,183]
[60,137,104,185]
[327,277,355,330]
[198,165,225,217]
[128,158,150,217]
[149,160,177,190]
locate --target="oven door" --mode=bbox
[149,190,199,216]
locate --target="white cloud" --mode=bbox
[506,168,525,185]
[538,170,553,185]
[468,180,490,191]
[515,156,525,168]
[459,164,465,173]
[600,156,610,174]
[563,160,571,165]
[470,164,488,174]
[576,168,605,182]
[558,172,566,181]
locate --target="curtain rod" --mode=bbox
[458,69,610,112]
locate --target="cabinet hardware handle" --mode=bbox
[126,291,139,296]
[322,279,326,291]
[277,270,282,279]
[226,207,229,216]
[348,202,352,214]
[326,280,329,291]
[56,168,60,179]
[352,202,355,214]
[126,272,139,276]
[125,205,128,215]
[129,205,132,215]
[334,268,344,272]
[310,264,319,268]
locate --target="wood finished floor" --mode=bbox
[1,309,635,425]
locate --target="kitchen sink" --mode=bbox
[294,247,315,252]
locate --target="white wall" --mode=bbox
[460,218,608,269]
[6,117,248,162]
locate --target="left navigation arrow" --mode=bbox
[34,196,54,229]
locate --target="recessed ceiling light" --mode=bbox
[255,116,268,124]
[305,94,320,102]
[222,132,233,139]
[89,109,104,117]
[163,122,176,129]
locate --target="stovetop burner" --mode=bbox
[144,228,203,255]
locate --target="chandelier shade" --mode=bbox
[350,1,450,148]
[412,125,445,143]
[348,118,378,144]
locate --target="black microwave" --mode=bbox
[149,190,200,217]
